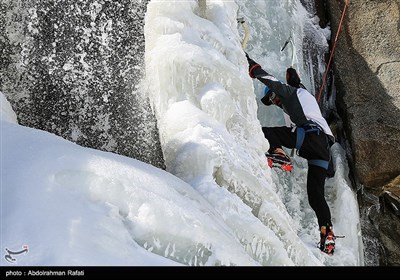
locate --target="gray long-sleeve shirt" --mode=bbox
[253,67,333,137]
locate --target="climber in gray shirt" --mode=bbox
[246,53,336,255]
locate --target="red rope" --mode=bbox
[317,0,349,103]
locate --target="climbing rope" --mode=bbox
[317,0,349,103]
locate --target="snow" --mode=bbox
[1,95,259,266]
[1,0,363,266]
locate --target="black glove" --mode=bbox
[245,52,256,66]
[286,67,301,88]
[245,52,261,78]
[261,91,273,106]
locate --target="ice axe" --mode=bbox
[281,34,295,68]
[281,35,292,51]
[237,17,250,49]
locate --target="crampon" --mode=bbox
[318,226,345,256]
[265,152,293,172]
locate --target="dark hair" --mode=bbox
[286,67,301,88]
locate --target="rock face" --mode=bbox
[326,0,400,266]
[369,176,400,266]
[326,0,400,187]
[0,0,165,169]
[379,177,400,265]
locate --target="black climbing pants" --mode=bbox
[262,126,332,228]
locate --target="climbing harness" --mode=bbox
[291,122,330,170]
[295,123,323,151]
